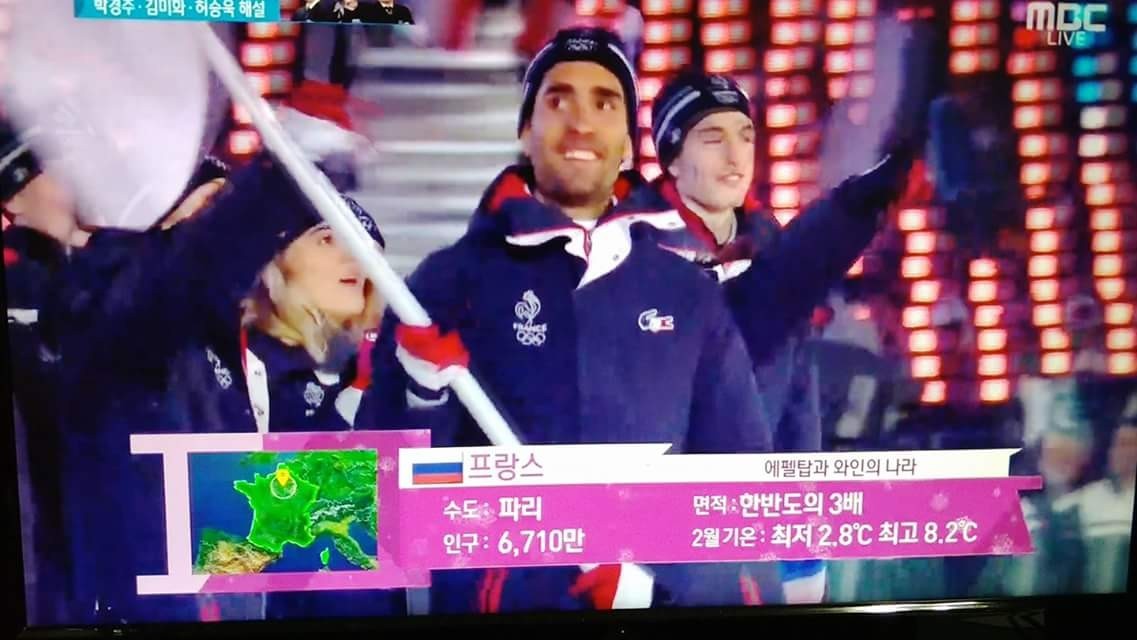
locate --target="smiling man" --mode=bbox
[368,27,772,614]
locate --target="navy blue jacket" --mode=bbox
[369,166,771,612]
[49,156,352,624]
[3,226,74,625]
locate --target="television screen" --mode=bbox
[2,0,1134,633]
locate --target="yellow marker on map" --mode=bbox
[275,467,292,487]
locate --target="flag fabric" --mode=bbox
[2,0,210,230]
[412,461,464,485]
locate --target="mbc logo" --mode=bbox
[1024,2,1109,47]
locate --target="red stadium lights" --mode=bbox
[903,256,933,279]
[1007,51,1057,75]
[1086,184,1127,207]
[1030,279,1060,302]
[766,104,813,128]
[1081,163,1128,185]
[1096,278,1126,301]
[826,22,852,45]
[1011,79,1042,103]
[1041,351,1072,375]
[906,231,938,255]
[1105,302,1135,326]
[950,49,999,75]
[1024,207,1056,230]
[1021,162,1067,185]
[1107,329,1136,351]
[706,48,756,73]
[969,280,999,303]
[1031,230,1062,253]
[970,258,999,279]
[898,208,928,232]
[770,161,803,184]
[974,305,1004,328]
[903,306,932,329]
[771,0,806,17]
[1040,327,1071,351]
[1108,353,1137,376]
[641,0,692,15]
[911,280,941,304]
[980,379,1010,404]
[244,71,292,96]
[764,47,813,73]
[641,48,692,73]
[769,134,799,157]
[645,19,694,45]
[952,0,998,21]
[771,186,801,209]
[977,329,1007,352]
[1014,105,1061,129]
[1093,231,1122,253]
[639,77,665,101]
[1029,255,1059,278]
[1033,303,1063,327]
[921,381,947,404]
[1091,255,1127,278]
[240,42,297,68]
[1080,105,1127,130]
[639,104,653,128]
[911,356,941,379]
[1079,134,1127,158]
[640,136,657,158]
[703,20,752,46]
[978,354,1008,377]
[700,0,748,18]
[1019,134,1068,158]
[228,130,260,156]
[774,210,799,227]
[770,20,820,45]
[909,330,938,354]
[246,22,300,38]
[642,162,663,182]
[951,23,998,48]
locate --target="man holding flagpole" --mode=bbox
[367,26,773,613]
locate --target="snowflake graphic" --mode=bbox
[808,542,833,558]
[800,482,818,493]
[617,488,632,501]
[807,515,828,528]
[379,456,396,473]
[335,432,349,443]
[989,534,1015,555]
[452,555,472,568]
[992,487,1002,498]
[619,548,635,563]
[930,492,949,512]
[759,552,779,562]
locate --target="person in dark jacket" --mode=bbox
[632,70,919,603]
[368,27,771,614]
[51,155,354,625]
[351,0,415,24]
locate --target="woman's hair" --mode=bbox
[241,254,383,366]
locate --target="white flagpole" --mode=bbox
[195,25,655,602]
[194,25,518,447]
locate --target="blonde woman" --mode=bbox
[179,196,387,435]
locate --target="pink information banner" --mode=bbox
[398,477,1042,570]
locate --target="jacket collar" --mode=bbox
[649,175,780,281]
[469,165,687,288]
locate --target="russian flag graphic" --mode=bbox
[411,461,464,485]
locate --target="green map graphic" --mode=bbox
[193,450,379,575]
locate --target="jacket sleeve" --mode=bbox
[79,155,318,369]
[362,244,469,444]
[726,195,877,364]
[777,335,823,453]
[688,284,772,454]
